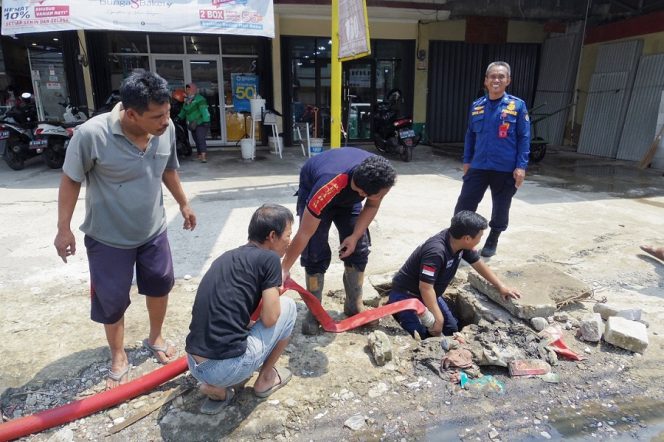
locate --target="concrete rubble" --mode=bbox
[604,317,649,353]
[367,330,393,366]
[593,303,643,322]
[579,313,604,342]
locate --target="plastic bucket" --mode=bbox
[308,138,324,155]
[240,138,255,160]
[249,98,265,121]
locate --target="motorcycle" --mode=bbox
[34,100,88,169]
[170,89,192,158]
[0,93,39,170]
[373,89,420,162]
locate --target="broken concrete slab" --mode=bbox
[593,303,643,321]
[367,330,393,366]
[616,309,642,321]
[579,313,603,342]
[468,264,592,320]
[604,317,649,353]
[455,289,516,326]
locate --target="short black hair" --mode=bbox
[352,155,397,196]
[449,211,488,239]
[119,69,170,114]
[248,204,294,243]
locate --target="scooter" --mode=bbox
[373,89,420,162]
[34,101,88,169]
[0,93,39,170]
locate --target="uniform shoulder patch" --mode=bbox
[308,174,350,216]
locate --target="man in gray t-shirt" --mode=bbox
[54,70,196,389]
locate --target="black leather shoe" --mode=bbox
[481,230,501,257]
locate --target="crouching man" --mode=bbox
[186,204,297,414]
[388,211,521,340]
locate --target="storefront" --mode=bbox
[281,36,414,145]
[85,31,272,146]
[0,31,85,121]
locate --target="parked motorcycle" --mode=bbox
[33,100,88,169]
[0,92,39,170]
[171,89,192,158]
[373,89,420,162]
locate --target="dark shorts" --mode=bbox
[85,230,175,324]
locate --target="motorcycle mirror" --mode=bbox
[21,92,33,100]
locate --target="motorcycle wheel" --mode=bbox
[177,140,192,157]
[401,145,413,162]
[4,139,25,170]
[374,139,387,153]
[43,148,65,169]
[529,138,547,163]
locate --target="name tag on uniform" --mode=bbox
[499,123,509,138]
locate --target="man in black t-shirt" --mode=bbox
[186,204,297,415]
[281,147,397,335]
[388,211,521,339]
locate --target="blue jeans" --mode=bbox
[388,289,458,339]
[187,297,296,388]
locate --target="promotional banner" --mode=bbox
[338,0,370,61]
[231,73,258,112]
[1,0,275,37]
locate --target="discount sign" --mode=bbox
[231,73,258,112]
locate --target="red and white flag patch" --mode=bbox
[421,265,436,277]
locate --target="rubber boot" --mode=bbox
[480,229,501,257]
[302,273,324,335]
[342,265,365,316]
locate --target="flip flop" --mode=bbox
[200,388,235,415]
[106,365,130,387]
[143,339,176,364]
[254,367,292,398]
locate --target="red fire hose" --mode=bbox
[0,278,425,441]
[0,358,188,441]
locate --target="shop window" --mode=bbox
[222,57,259,142]
[221,36,261,56]
[186,35,220,55]
[149,34,184,54]
[109,55,149,90]
[109,32,148,54]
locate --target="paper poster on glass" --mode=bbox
[231,73,258,112]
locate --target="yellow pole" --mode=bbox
[330,0,341,148]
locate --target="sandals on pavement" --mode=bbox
[254,367,292,398]
[143,339,177,364]
[200,387,235,415]
[106,365,130,388]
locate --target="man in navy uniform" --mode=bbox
[281,147,397,335]
[388,211,520,339]
[454,61,530,257]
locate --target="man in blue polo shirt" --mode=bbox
[454,61,530,257]
[388,211,520,339]
[281,147,397,335]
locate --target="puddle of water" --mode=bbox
[548,397,664,439]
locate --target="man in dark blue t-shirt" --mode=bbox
[281,147,397,335]
[186,204,297,415]
[389,211,520,339]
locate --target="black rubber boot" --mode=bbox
[480,230,501,257]
[302,273,324,335]
[342,265,365,316]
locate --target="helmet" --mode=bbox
[172,89,186,103]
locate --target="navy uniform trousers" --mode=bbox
[296,200,370,276]
[454,168,517,232]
